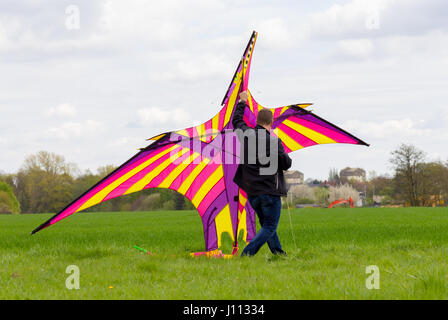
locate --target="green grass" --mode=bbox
[1,207,448,299]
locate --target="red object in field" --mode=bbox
[328,197,354,208]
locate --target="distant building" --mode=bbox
[285,170,304,188]
[340,167,366,182]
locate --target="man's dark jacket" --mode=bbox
[232,101,292,196]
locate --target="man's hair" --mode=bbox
[256,109,273,126]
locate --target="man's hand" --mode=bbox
[239,91,249,103]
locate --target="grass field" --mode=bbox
[1,207,448,299]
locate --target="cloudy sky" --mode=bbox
[1,0,447,180]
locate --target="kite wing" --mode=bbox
[31,133,255,252]
[31,32,260,253]
[241,91,369,152]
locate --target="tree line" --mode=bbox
[383,144,448,206]
[0,151,194,214]
[291,144,448,207]
[1,144,447,214]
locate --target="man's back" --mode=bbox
[232,91,291,257]
[232,100,292,196]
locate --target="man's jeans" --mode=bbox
[241,194,285,256]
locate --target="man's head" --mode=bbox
[239,90,273,131]
[256,109,273,131]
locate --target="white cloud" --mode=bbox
[98,0,185,46]
[45,103,77,118]
[337,39,374,58]
[46,120,104,139]
[306,0,448,42]
[1,0,448,180]
[375,30,448,58]
[343,118,433,140]
[253,18,299,49]
[137,107,192,127]
[309,0,393,38]
[107,136,146,150]
[153,51,232,82]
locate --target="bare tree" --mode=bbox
[22,151,78,176]
[390,144,425,206]
[18,151,78,213]
[328,168,340,184]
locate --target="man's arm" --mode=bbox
[232,91,251,131]
[278,139,292,171]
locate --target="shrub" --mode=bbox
[0,181,20,214]
[314,187,330,206]
[328,184,360,204]
[289,185,316,202]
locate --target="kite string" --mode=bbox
[285,194,298,252]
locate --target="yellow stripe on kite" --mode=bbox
[237,208,248,244]
[124,148,189,195]
[212,113,220,132]
[247,91,254,112]
[283,119,336,144]
[78,145,180,211]
[195,124,202,139]
[274,127,303,151]
[224,75,241,126]
[215,204,235,247]
[177,158,211,196]
[157,152,200,189]
[280,106,289,115]
[191,166,223,208]
[198,123,207,142]
[149,133,166,141]
[176,129,189,137]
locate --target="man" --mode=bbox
[232,91,292,257]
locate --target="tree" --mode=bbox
[313,187,330,206]
[367,170,377,181]
[390,144,425,206]
[173,192,186,210]
[328,168,340,184]
[419,161,448,206]
[97,165,117,179]
[289,184,316,205]
[22,151,77,176]
[17,151,77,213]
[368,175,396,205]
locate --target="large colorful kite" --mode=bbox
[32,31,368,255]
